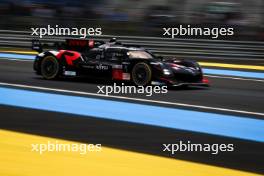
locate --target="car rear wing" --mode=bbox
[32,39,105,53]
[65,39,105,51]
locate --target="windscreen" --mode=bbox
[127,50,153,59]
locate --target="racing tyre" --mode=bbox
[131,62,152,86]
[40,56,60,79]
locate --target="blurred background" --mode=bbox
[0,0,264,40]
[0,3,264,175]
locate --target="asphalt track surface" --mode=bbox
[0,59,263,115]
[0,57,264,175]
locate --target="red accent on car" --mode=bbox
[169,63,180,67]
[89,40,94,48]
[67,39,88,47]
[64,52,81,66]
[202,77,209,84]
[112,69,123,80]
[160,77,174,83]
[56,50,81,66]
[169,63,182,70]
[56,50,66,59]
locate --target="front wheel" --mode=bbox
[40,56,60,79]
[131,62,152,86]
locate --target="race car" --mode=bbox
[32,38,209,87]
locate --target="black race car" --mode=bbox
[32,38,209,87]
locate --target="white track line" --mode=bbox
[205,74,264,82]
[0,82,263,117]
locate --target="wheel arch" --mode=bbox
[34,51,59,74]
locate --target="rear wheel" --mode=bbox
[40,56,60,79]
[131,62,152,86]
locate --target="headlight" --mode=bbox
[163,69,172,75]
